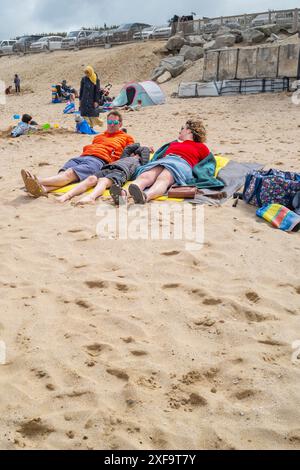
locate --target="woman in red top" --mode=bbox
[128,119,209,204]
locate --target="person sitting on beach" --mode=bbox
[128,119,210,204]
[11,114,38,138]
[21,111,134,198]
[5,86,12,95]
[56,144,150,205]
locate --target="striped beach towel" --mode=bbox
[256,204,300,232]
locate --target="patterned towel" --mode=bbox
[256,204,300,232]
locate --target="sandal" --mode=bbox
[23,173,48,198]
[21,169,34,187]
[109,184,128,206]
[128,184,147,204]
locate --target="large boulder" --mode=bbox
[157,71,172,84]
[203,33,212,41]
[179,45,204,61]
[255,23,281,37]
[160,55,185,77]
[166,34,185,52]
[214,34,236,48]
[153,45,170,57]
[215,26,231,37]
[186,35,205,47]
[230,29,243,43]
[183,59,194,70]
[242,29,265,44]
[204,40,217,51]
[150,66,166,81]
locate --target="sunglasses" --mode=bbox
[107,119,120,125]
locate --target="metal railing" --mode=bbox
[175,8,300,36]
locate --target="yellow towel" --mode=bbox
[52,155,230,201]
[215,155,230,177]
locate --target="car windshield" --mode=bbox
[67,31,79,37]
[117,24,131,31]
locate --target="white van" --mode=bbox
[0,40,17,55]
[30,36,63,52]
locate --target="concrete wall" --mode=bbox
[278,44,300,77]
[203,51,219,81]
[203,44,300,81]
[236,48,257,79]
[219,49,239,80]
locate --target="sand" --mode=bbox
[0,41,300,450]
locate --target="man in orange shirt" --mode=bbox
[21,111,134,198]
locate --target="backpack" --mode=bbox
[243,169,300,208]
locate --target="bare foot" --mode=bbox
[75,195,96,206]
[56,194,71,204]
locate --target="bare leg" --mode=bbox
[38,168,79,190]
[75,177,112,205]
[133,166,164,190]
[145,169,174,201]
[57,175,98,203]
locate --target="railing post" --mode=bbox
[293,8,299,33]
[268,10,272,24]
[220,16,224,25]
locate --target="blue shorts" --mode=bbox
[59,156,105,181]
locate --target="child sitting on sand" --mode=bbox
[11,114,38,138]
[56,144,150,205]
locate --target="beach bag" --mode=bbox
[243,169,300,208]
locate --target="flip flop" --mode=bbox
[24,174,48,198]
[21,169,33,187]
[109,184,127,206]
[128,184,147,204]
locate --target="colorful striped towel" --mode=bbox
[256,204,300,232]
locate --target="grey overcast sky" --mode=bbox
[0,0,298,39]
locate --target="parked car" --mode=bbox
[13,35,42,53]
[30,36,63,52]
[77,31,98,47]
[152,25,172,38]
[133,26,155,40]
[0,40,16,55]
[92,30,116,44]
[251,13,276,27]
[113,23,151,41]
[61,30,91,49]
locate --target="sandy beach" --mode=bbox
[0,41,300,450]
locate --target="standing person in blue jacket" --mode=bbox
[14,74,21,94]
[79,66,103,129]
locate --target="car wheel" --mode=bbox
[149,35,153,40]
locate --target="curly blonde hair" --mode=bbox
[186,119,207,143]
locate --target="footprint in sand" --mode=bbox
[245,291,260,303]
[130,350,148,356]
[85,280,108,289]
[160,251,180,257]
[115,283,130,292]
[202,298,222,306]
[163,283,180,289]
[85,343,112,357]
[234,389,256,400]
[189,393,208,407]
[75,300,91,309]
[106,368,129,381]
[17,418,55,439]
